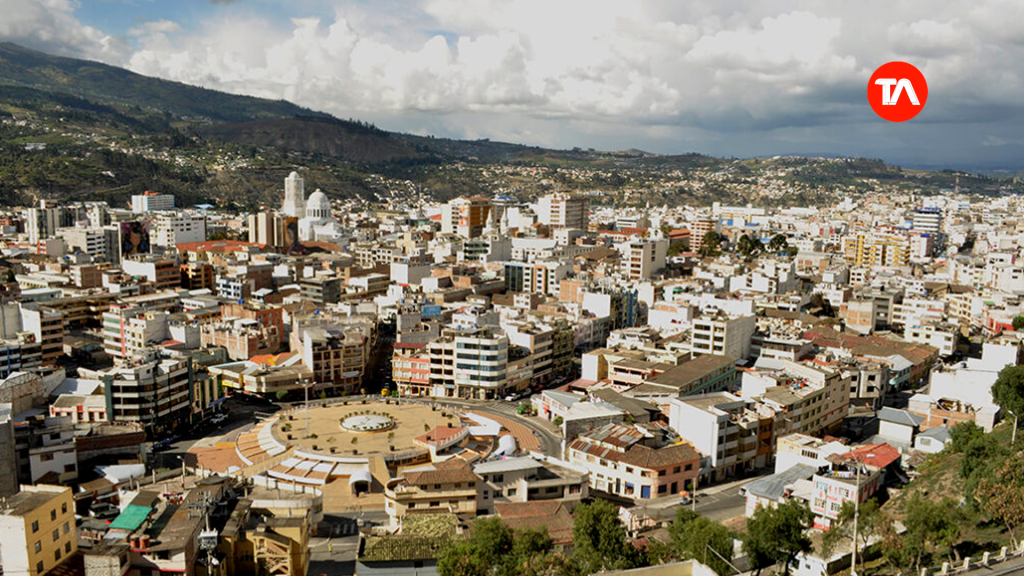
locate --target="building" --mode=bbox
[904,321,959,357]
[122,255,181,290]
[0,484,77,576]
[441,196,492,239]
[690,311,756,359]
[626,354,739,401]
[180,262,214,291]
[742,359,850,438]
[473,455,588,513]
[774,434,849,474]
[57,228,108,260]
[810,458,883,530]
[620,239,668,281]
[82,350,191,437]
[299,276,344,306]
[427,327,513,400]
[293,320,370,395]
[912,207,943,233]
[567,422,700,501]
[538,192,589,230]
[20,304,63,366]
[384,459,480,525]
[248,209,286,251]
[151,212,206,247]
[669,392,774,481]
[503,260,572,297]
[0,404,16,497]
[102,306,169,359]
[13,414,79,485]
[282,171,306,218]
[131,192,175,213]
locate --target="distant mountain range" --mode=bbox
[0,42,1016,208]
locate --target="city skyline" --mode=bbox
[3,0,1024,170]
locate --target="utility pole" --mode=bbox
[1012,411,1018,447]
[304,379,312,438]
[851,456,859,576]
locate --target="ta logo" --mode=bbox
[868,61,928,122]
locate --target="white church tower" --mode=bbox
[282,171,305,217]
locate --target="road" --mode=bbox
[306,510,391,576]
[152,395,279,470]
[436,398,563,457]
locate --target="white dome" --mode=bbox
[307,190,330,211]
[288,171,300,179]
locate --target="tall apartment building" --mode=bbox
[911,207,943,233]
[503,260,572,297]
[300,276,344,306]
[82,350,191,437]
[13,414,78,485]
[441,196,492,239]
[122,255,181,290]
[0,485,77,576]
[690,311,756,359]
[152,212,206,247]
[688,220,717,247]
[669,392,775,482]
[130,192,175,213]
[102,306,170,359]
[842,233,911,267]
[620,239,668,281]
[292,320,370,395]
[741,359,850,437]
[180,262,214,290]
[19,304,63,366]
[424,327,512,400]
[248,209,286,250]
[26,201,69,245]
[538,192,589,230]
[57,228,107,260]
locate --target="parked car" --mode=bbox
[211,413,228,425]
[90,503,119,519]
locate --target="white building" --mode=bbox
[131,193,175,213]
[690,311,756,359]
[152,212,207,247]
[282,171,306,217]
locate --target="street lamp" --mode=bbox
[302,379,314,439]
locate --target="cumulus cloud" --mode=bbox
[0,0,129,62]
[4,0,1024,167]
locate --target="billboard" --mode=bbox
[119,221,150,257]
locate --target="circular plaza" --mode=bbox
[271,400,455,459]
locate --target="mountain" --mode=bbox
[0,42,327,123]
[201,117,426,164]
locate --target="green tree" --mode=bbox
[735,234,760,259]
[887,494,964,571]
[698,231,721,258]
[667,508,734,576]
[1013,315,1024,331]
[948,421,984,453]
[977,451,1024,545]
[275,389,288,401]
[552,416,564,427]
[993,364,1024,422]
[572,499,642,574]
[745,500,813,576]
[821,499,882,575]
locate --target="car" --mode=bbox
[211,413,228,425]
[90,503,119,519]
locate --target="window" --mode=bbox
[63,522,69,534]
[52,529,59,542]
[658,469,667,477]
[39,454,54,462]
[672,466,681,474]
[61,503,67,514]
[54,549,61,561]
[430,501,440,507]
[65,542,71,553]
[507,488,517,496]
[31,520,39,532]
[64,464,75,473]
[408,503,416,509]
[493,474,504,482]
[35,541,42,553]
[51,510,57,521]
[37,561,44,574]
[684,464,693,471]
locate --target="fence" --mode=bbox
[916,541,1024,576]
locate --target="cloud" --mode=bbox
[4,0,1024,168]
[0,0,129,62]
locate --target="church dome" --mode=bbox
[305,189,332,219]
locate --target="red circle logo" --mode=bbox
[867,62,928,122]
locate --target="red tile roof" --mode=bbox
[844,443,901,469]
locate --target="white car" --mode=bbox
[211,413,228,425]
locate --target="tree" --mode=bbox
[821,499,882,575]
[888,494,964,571]
[1013,315,1024,331]
[553,416,563,427]
[735,234,761,260]
[948,421,984,453]
[275,389,288,401]
[976,451,1024,545]
[992,364,1024,421]
[572,499,642,574]
[439,518,560,576]
[745,500,813,576]
[667,508,734,576]
[698,231,721,258]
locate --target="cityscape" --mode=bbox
[1,3,1024,576]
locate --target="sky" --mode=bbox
[3,0,1024,170]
